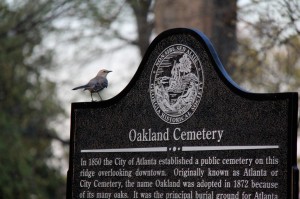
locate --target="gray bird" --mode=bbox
[72,69,112,101]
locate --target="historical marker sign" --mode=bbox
[67,28,298,199]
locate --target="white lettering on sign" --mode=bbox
[128,127,224,142]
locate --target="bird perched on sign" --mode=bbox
[72,69,112,101]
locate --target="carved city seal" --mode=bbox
[150,44,204,124]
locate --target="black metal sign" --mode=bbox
[67,28,298,199]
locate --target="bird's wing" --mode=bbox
[86,78,98,87]
[93,76,108,91]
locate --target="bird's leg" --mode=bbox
[97,92,102,101]
[90,92,94,102]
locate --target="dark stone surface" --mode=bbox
[67,28,298,199]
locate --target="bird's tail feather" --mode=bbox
[72,85,88,90]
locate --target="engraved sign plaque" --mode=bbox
[67,28,298,199]
[149,44,204,124]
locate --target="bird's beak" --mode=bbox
[107,70,112,73]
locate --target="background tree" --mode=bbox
[0,0,76,198]
[66,0,154,59]
[231,0,300,94]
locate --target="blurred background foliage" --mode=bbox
[0,0,299,198]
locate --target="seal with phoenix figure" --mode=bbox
[150,44,204,124]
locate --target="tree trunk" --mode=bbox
[154,0,237,72]
[127,0,153,57]
[211,0,237,73]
